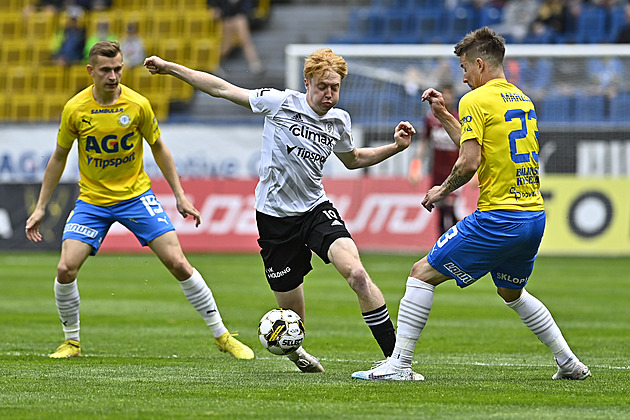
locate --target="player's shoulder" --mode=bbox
[63,85,93,113]
[327,106,351,124]
[120,84,151,106]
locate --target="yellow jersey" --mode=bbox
[57,84,161,206]
[459,78,544,211]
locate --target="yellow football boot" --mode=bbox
[214,332,254,359]
[49,340,81,358]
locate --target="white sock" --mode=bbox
[179,268,227,338]
[505,289,576,366]
[54,278,80,341]
[390,277,435,369]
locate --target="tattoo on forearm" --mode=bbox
[442,164,473,194]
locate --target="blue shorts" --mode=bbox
[427,209,546,289]
[62,189,175,255]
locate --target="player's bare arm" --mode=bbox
[336,121,415,169]
[25,144,71,242]
[421,88,462,148]
[421,139,480,212]
[150,137,202,227]
[143,55,252,109]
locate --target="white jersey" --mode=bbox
[249,88,355,217]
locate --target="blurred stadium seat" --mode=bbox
[574,93,606,122]
[535,96,573,123]
[67,65,92,94]
[1,40,29,65]
[188,38,221,71]
[36,66,69,95]
[0,93,7,122]
[574,5,608,44]
[415,8,448,44]
[383,10,416,44]
[608,93,630,122]
[41,94,70,122]
[0,11,23,39]
[25,11,56,40]
[10,94,40,122]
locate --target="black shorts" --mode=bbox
[256,201,352,292]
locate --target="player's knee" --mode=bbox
[57,261,78,282]
[410,259,429,279]
[347,267,372,296]
[167,257,193,280]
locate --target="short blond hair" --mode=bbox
[303,48,348,82]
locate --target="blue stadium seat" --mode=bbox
[408,0,436,8]
[538,96,573,123]
[479,5,503,27]
[574,93,606,122]
[608,92,630,122]
[574,6,608,43]
[371,0,411,8]
[446,5,480,43]
[609,5,628,42]
[383,10,417,43]
[331,7,386,44]
[415,8,448,43]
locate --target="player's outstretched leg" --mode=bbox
[287,346,324,372]
[352,277,434,381]
[505,289,590,380]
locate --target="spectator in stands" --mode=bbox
[121,21,146,68]
[616,4,630,43]
[587,56,624,99]
[50,7,86,66]
[530,0,569,41]
[84,0,112,11]
[408,84,460,236]
[23,0,64,16]
[491,0,540,43]
[83,18,117,62]
[208,0,264,75]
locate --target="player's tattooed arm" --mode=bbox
[442,163,475,194]
[422,139,479,212]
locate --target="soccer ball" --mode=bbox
[258,308,305,355]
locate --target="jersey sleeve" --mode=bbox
[137,97,161,145]
[249,88,287,117]
[333,110,355,153]
[56,102,79,149]
[458,92,485,146]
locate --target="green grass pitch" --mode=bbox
[1,252,628,419]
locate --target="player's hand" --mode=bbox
[176,196,202,227]
[25,208,45,242]
[144,56,168,75]
[394,121,415,150]
[421,88,448,118]
[421,185,445,212]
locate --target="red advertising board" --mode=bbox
[100,178,479,253]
